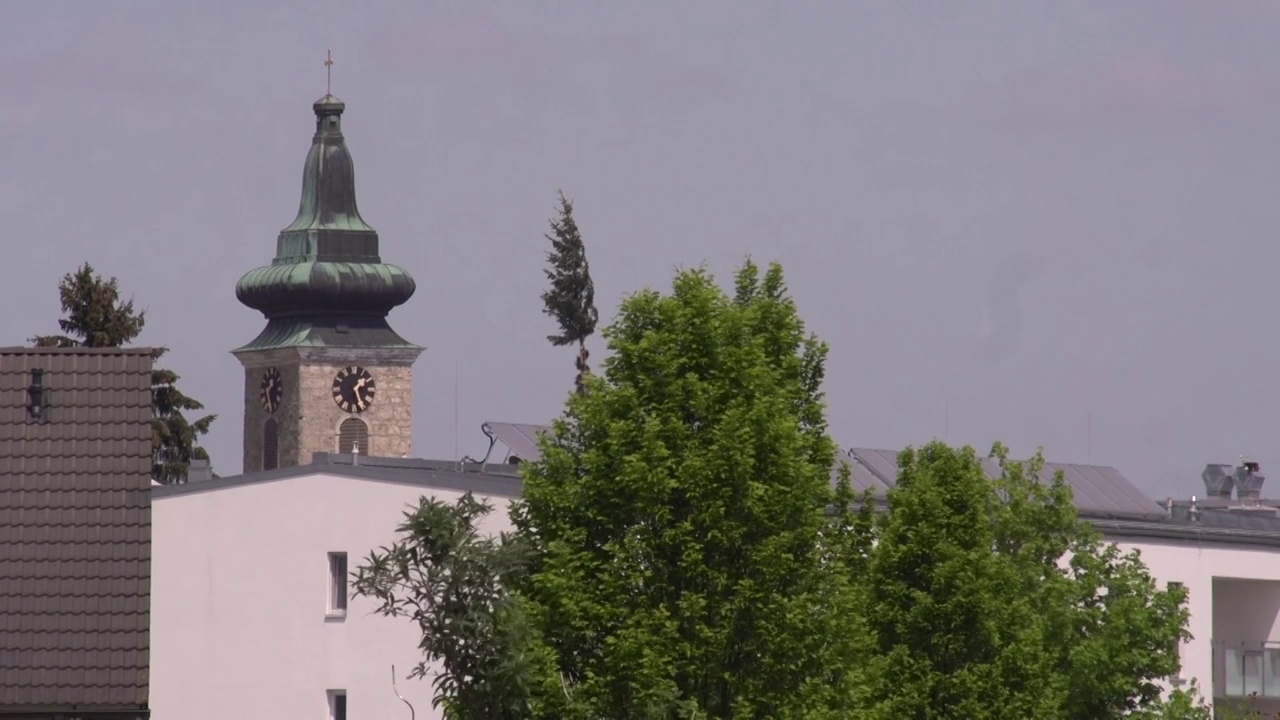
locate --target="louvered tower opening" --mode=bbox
[338,418,369,455]
[263,418,279,471]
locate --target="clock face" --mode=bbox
[259,367,283,413]
[332,366,376,413]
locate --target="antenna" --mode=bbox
[1087,411,1092,464]
[392,665,415,720]
[454,357,460,470]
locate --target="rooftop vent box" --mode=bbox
[188,458,213,483]
[1202,464,1235,499]
[1236,462,1266,501]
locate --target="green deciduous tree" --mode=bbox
[853,440,1191,720]
[359,256,1198,720]
[31,262,217,484]
[1132,682,1214,719]
[358,259,865,719]
[518,259,864,718]
[540,190,599,395]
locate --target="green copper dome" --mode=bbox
[234,94,420,351]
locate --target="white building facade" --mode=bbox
[1105,518,1280,714]
[150,454,522,720]
[152,432,1280,717]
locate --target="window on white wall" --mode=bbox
[328,552,348,617]
[328,689,347,720]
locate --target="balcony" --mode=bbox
[1213,640,1280,699]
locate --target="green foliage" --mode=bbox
[856,440,1191,720]
[30,263,146,348]
[150,356,218,484]
[1130,681,1214,719]
[362,257,1198,720]
[31,262,217,483]
[514,259,863,718]
[352,493,557,719]
[860,442,1059,718]
[540,190,599,394]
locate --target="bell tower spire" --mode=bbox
[231,78,423,473]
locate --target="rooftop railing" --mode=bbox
[1213,639,1280,698]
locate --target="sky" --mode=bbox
[2,0,1279,499]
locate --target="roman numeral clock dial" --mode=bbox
[332,366,376,413]
[260,367,283,413]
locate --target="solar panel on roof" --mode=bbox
[483,422,548,462]
[848,448,1165,519]
[475,430,1162,518]
[849,448,901,487]
[843,456,891,494]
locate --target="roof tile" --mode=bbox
[0,347,154,712]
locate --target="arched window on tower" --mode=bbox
[263,418,279,471]
[338,418,369,455]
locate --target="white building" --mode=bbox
[150,452,523,720]
[845,447,1280,715]
[151,422,1280,717]
[153,85,1280,717]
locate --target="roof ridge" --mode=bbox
[0,347,160,356]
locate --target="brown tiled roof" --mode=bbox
[0,347,154,714]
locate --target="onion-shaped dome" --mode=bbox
[234,94,420,351]
[236,261,416,318]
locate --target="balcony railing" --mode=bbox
[1213,639,1280,698]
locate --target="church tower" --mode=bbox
[232,92,422,472]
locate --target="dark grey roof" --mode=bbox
[152,452,524,500]
[1091,504,1280,549]
[844,447,1165,519]
[480,423,1166,521]
[1192,507,1280,531]
[0,347,154,715]
[1158,503,1280,532]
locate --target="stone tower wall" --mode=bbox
[236,346,419,473]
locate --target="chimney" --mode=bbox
[1235,461,1265,501]
[1202,464,1235,499]
[187,458,213,483]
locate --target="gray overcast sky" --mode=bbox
[3,1,1278,499]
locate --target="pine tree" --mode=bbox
[540,190,599,394]
[31,264,145,348]
[31,262,217,484]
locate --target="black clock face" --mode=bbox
[332,366,375,413]
[260,367,283,413]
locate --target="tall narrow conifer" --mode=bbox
[540,190,599,394]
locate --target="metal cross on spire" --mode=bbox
[325,49,335,94]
